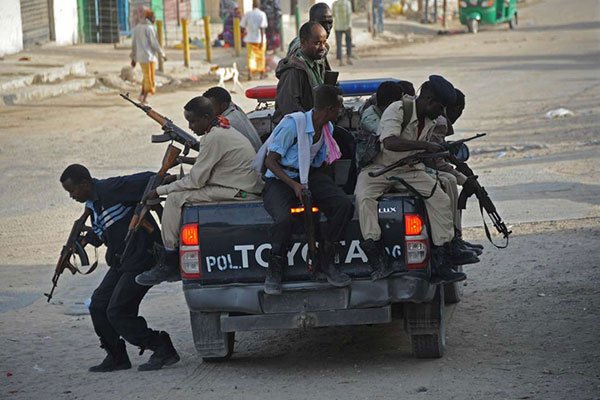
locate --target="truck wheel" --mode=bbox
[202,332,235,363]
[467,19,479,34]
[444,266,463,304]
[190,311,235,362]
[405,285,445,359]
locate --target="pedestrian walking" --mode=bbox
[372,0,384,35]
[332,0,353,66]
[130,10,166,104]
[241,0,269,80]
[260,0,282,51]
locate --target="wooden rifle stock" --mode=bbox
[122,145,181,257]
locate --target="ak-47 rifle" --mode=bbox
[454,160,511,248]
[122,144,182,258]
[442,133,487,156]
[45,208,98,302]
[440,133,511,248]
[300,188,318,273]
[120,93,199,152]
[368,151,450,178]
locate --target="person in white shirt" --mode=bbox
[240,0,268,80]
[130,10,166,104]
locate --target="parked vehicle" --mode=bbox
[459,0,518,33]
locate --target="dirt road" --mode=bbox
[1,0,599,398]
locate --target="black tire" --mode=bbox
[202,332,235,363]
[467,19,479,34]
[444,266,464,304]
[406,285,445,359]
[508,13,518,29]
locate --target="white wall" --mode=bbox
[53,0,79,45]
[0,0,24,56]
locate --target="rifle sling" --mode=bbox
[479,202,509,249]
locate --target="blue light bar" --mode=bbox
[339,78,400,97]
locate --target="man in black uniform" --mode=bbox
[60,164,179,372]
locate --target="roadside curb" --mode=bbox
[1,77,97,106]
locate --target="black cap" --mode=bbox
[428,75,456,107]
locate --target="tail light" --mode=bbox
[180,223,202,279]
[483,0,495,6]
[404,214,428,270]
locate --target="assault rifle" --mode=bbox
[300,188,317,273]
[120,93,199,152]
[368,151,450,178]
[442,133,486,156]
[122,144,181,258]
[45,208,98,302]
[454,161,511,248]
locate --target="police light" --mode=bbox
[245,78,400,101]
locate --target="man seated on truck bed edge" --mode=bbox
[354,75,479,284]
[136,96,264,286]
[255,84,354,295]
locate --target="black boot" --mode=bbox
[89,339,132,373]
[431,246,467,284]
[360,239,402,281]
[138,331,180,371]
[317,242,351,287]
[455,228,484,253]
[447,239,480,265]
[264,252,285,295]
[455,237,483,256]
[135,246,181,286]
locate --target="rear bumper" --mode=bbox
[183,272,436,315]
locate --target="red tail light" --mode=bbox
[180,223,201,279]
[181,223,199,245]
[405,214,423,236]
[404,214,428,269]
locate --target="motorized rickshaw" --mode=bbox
[459,0,518,33]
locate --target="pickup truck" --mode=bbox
[176,79,463,361]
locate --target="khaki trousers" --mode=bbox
[161,186,258,249]
[354,164,454,246]
[436,171,462,231]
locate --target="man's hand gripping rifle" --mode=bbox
[300,187,318,273]
[445,133,512,248]
[122,144,182,258]
[120,93,199,155]
[45,208,98,302]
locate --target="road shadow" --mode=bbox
[518,20,600,32]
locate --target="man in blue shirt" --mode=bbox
[60,164,179,372]
[262,84,354,295]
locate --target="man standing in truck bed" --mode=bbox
[136,96,264,286]
[258,84,354,295]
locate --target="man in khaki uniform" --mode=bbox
[425,89,483,254]
[136,96,264,286]
[354,76,478,283]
